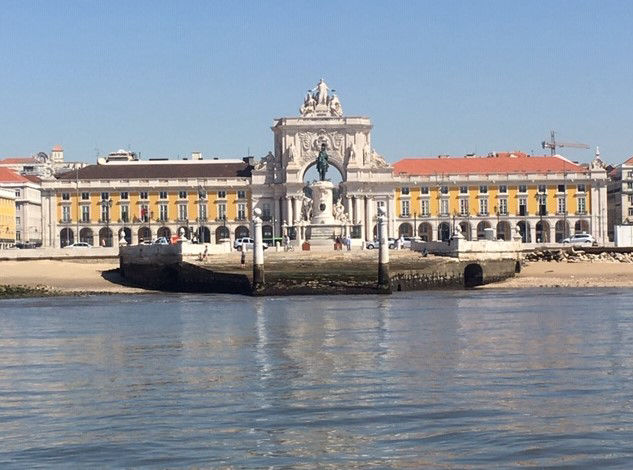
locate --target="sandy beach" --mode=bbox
[0,259,148,294]
[1,258,632,295]
[485,260,633,288]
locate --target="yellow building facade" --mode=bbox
[42,159,252,247]
[391,153,607,243]
[0,188,17,248]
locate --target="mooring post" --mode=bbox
[378,207,391,292]
[252,208,265,292]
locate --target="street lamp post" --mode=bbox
[413,212,417,238]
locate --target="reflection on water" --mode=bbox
[1,290,633,467]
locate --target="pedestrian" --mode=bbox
[346,236,351,251]
[240,248,246,268]
[283,234,289,252]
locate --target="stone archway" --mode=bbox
[138,227,151,243]
[197,226,211,243]
[575,219,589,234]
[536,220,550,243]
[476,221,491,240]
[301,158,346,184]
[464,263,484,288]
[496,221,511,241]
[60,228,74,247]
[398,222,412,237]
[235,225,249,239]
[438,222,450,242]
[215,226,230,243]
[459,221,472,240]
[157,226,171,240]
[79,227,94,246]
[99,227,113,247]
[555,220,570,242]
[517,221,531,243]
[418,222,432,241]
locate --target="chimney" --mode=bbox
[192,151,202,160]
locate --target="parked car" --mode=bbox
[153,237,170,245]
[562,233,596,245]
[366,239,380,249]
[64,242,91,249]
[234,237,268,251]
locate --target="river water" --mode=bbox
[1,290,633,468]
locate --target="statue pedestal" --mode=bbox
[309,181,335,225]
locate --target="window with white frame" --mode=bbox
[479,185,488,194]
[62,192,70,201]
[101,203,110,222]
[101,192,109,200]
[81,192,90,200]
[577,196,586,214]
[518,197,527,216]
[121,204,129,222]
[421,199,429,216]
[628,171,633,179]
[159,191,168,200]
[140,191,148,200]
[629,194,633,204]
[459,198,469,216]
[420,186,429,195]
[440,199,449,215]
[159,204,169,221]
[459,186,468,194]
[538,184,546,193]
[558,184,566,193]
[537,194,547,215]
[178,204,187,221]
[237,203,246,219]
[498,198,508,215]
[198,203,207,221]
[518,185,527,193]
[479,197,488,215]
[62,206,71,222]
[120,191,128,200]
[401,200,410,217]
[218,203,227,220]
[218,191,226,199]
[440,185,449,195]
[627,182,633,190]
[401,187,410,195]
[178,191,187,199]
[81,205,90,222]
[498,185,507,194]
[237,190,246,199]
[558,197,566,214]
[140,204,149,222]
[577,184,586,193]
[629,207,633,216]
[262,203,271,219]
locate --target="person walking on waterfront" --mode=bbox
[345,235,351,251]
[240,248,246,268]
[283,234,290,252]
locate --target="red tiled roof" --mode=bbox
[23,174,42,184]
[393,153,586,176]
[52,145,63,151]
[0,167,30,183]
[623,155,633,165]
[0,157,37,164]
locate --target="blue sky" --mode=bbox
[1,1,632,164]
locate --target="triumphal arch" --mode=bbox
[251,79,396,243]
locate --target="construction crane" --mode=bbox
[541,130,590,156]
